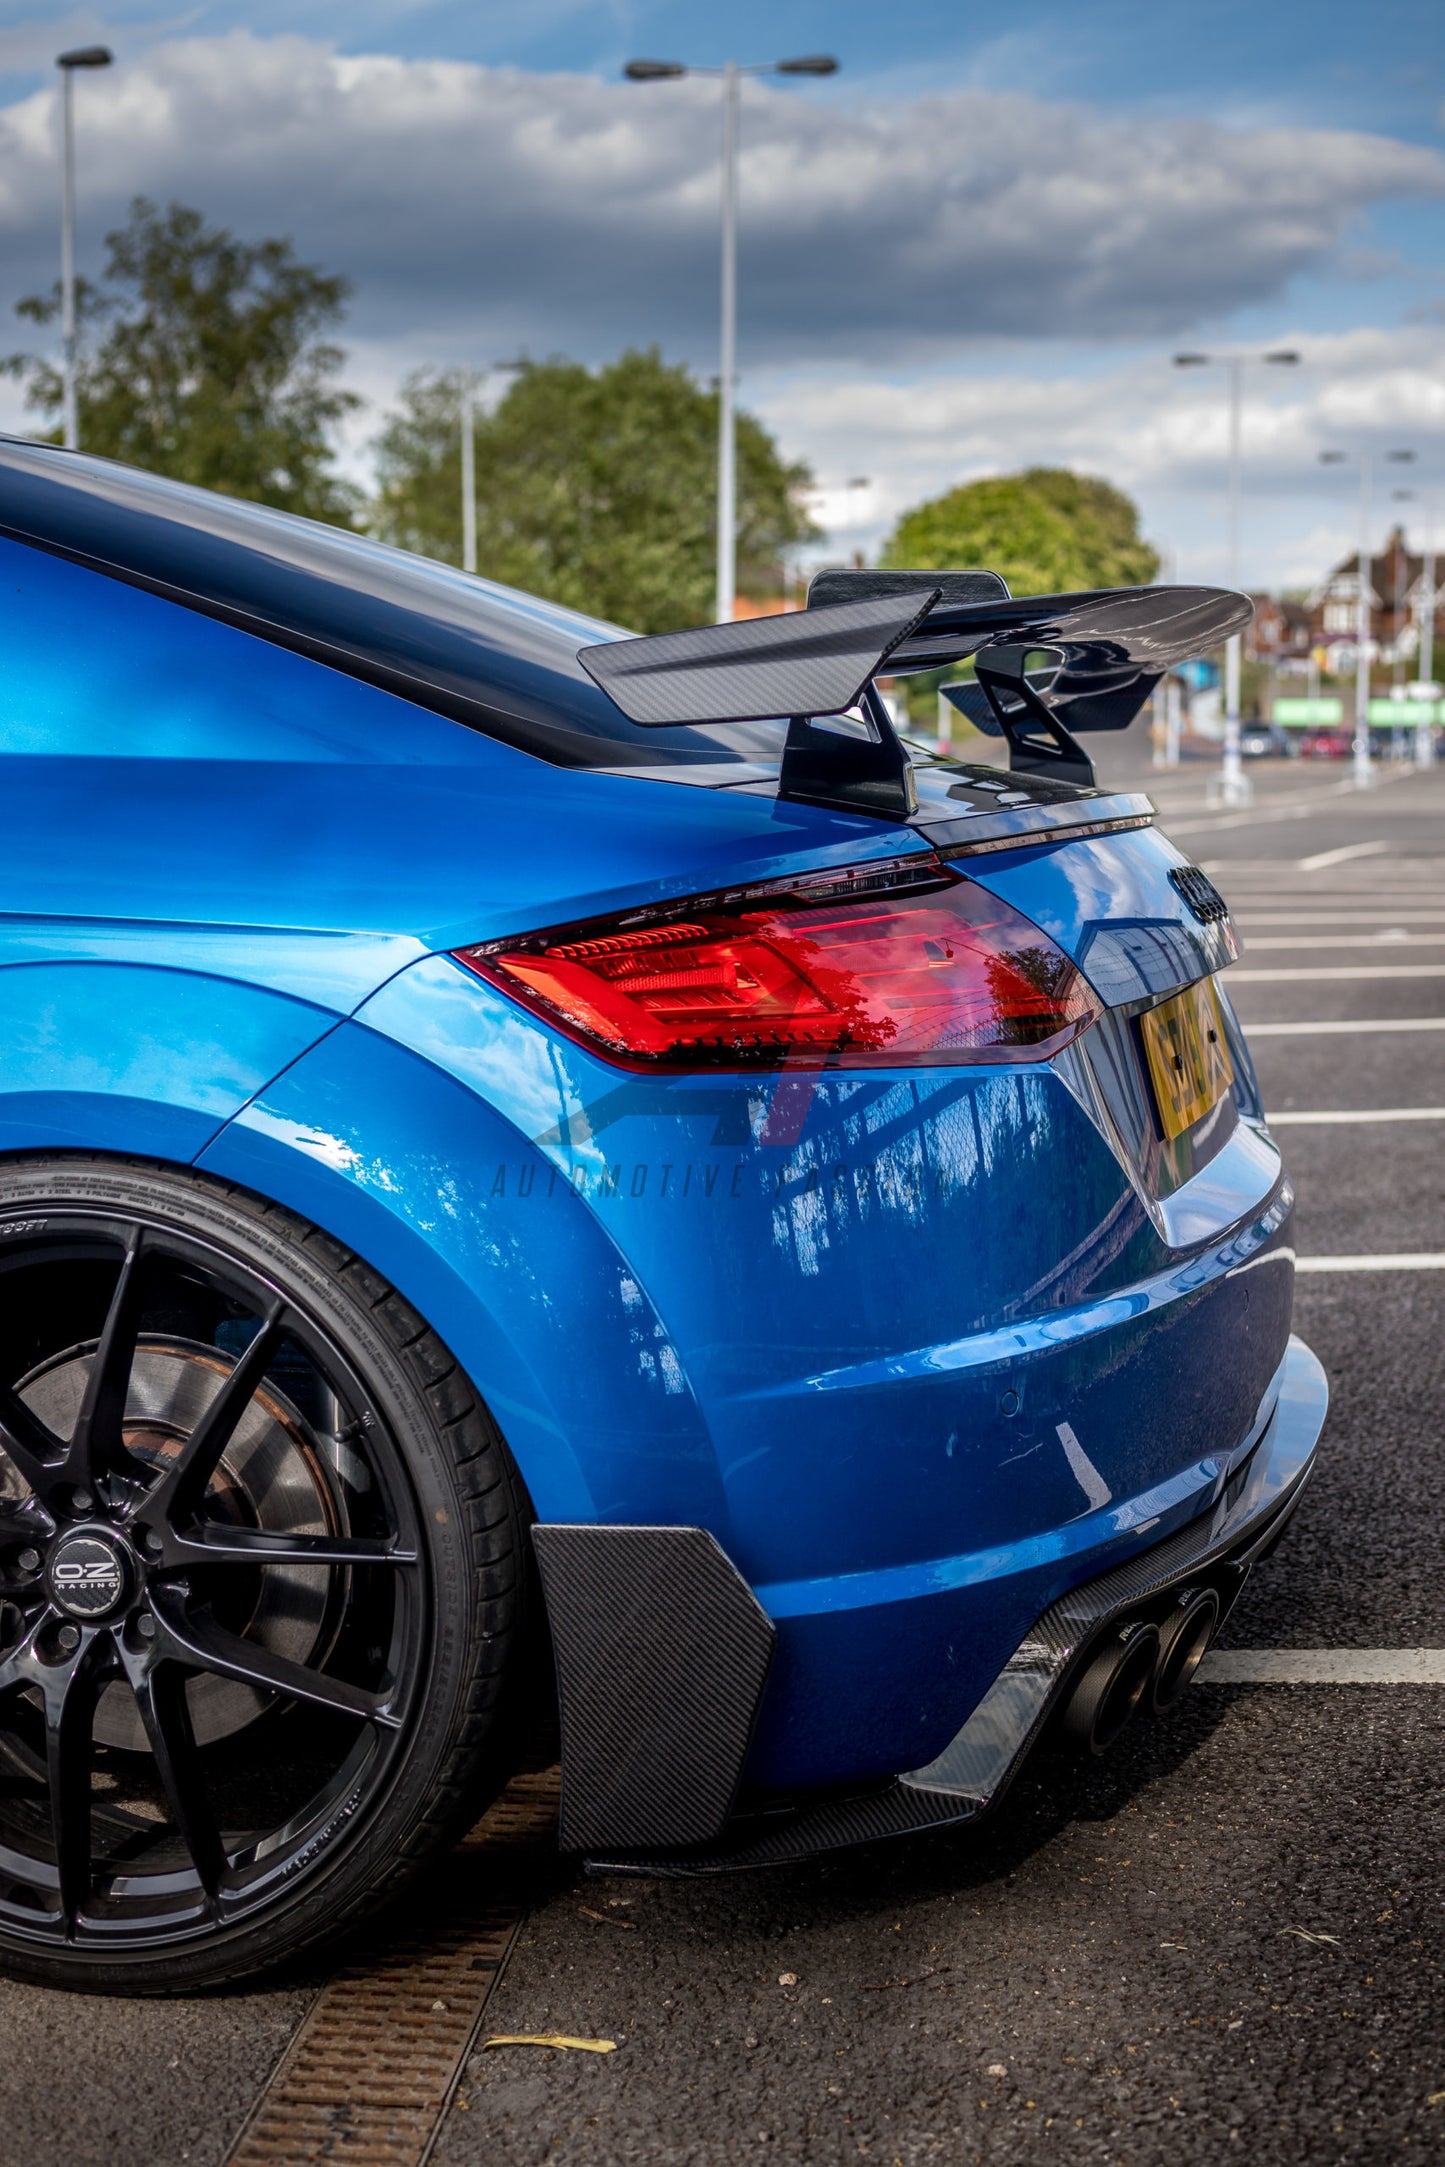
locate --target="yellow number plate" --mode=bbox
[1139,978,1235,1142]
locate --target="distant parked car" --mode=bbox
[1298,727,1352,759]
[1239,722,1292,758]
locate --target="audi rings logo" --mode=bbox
[48,1533,128,1619]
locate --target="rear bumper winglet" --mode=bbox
[532,1523,774,1853]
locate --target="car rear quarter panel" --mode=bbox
[198,937,1295,1789]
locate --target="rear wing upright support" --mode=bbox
[959,650,1095,788]
[576,576,1253,818]
[778,684,918,818]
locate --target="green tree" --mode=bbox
[372,349,817,631]
[881,467,1159,597]
[7,197,360,522]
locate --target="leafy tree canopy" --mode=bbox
[7,197,360,523]
[880,467,1160,597]
[372,349,817,632]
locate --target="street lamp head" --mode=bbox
[57,46,112,68]
[1264,350,1301,365]
[775,55,839,75]
[1388,449,1417,464]
[624,59,687,79]
[1172,353,1210,367]
[1320,451,1347,464]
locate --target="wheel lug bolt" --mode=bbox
[56,1624,80,1653]
[72,1491,94,1515]
[143,1530,164,1557]
[137,1613,156,1640]
[16,1549,39,1573]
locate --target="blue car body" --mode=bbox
[0,444,1324,1862]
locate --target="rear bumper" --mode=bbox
[539,1332,1326,1869]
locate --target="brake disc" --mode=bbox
[13,1338,345,1750]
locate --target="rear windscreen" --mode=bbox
[0,442,787,771]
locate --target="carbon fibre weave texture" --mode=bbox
[588,1454,1312,1878]
[532,1524,775,1853]
[806,567,1010,610]
[576,593,933,726]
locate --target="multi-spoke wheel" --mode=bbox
[0,1157,532,1992]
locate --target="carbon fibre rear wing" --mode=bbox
[577,573,1251,815]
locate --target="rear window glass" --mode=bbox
[0,441,786,771]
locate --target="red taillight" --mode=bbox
[453,859,1100,1070]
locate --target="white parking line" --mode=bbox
[1162,768,1420,837]
[1230,884,1445,892]
[1199,1649,1445,1685]
[1212,858,1445,873]
[1229,905,1445,916]
[1267,1107,1445,1125]
[1242,934,1445,950]
[1247,1017,1445,1036]
[1167,804,1347,838]
[1224,873,1445,884]
[1222,885,1445,900]
[1217,874,1445,887]
[1230,964,1445,983]
[1233,913,1445,927]
[1295,1254,1445,1273]
[1296,840,1392,871]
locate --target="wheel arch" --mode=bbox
[190,1018,728,1536]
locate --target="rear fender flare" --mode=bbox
[195,1016,725,1529]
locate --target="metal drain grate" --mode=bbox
[223,1768,560,2167]
[459,1766,562,1851]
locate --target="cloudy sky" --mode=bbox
[2,0,1443,589]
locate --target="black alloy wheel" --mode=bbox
[0,1157,533,1993]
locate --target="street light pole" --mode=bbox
[460,385,477,574]
[1223,356,1245,804]
[1423,515,1438,768]
[718,60,740,624]
[625,53,838,625]
[1173,347,1299,806]
[1354,458,1373,789]
[1321,446,1414,788]
[56,45,112,453]
[1391,483,1437,768]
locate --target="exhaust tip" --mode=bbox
[1151,1586,1221,1713]
[1059,1620,1161,1756]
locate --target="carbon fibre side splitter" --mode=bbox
[532,1524,775,1854]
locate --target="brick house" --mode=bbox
[1304,526,1436,671]
[1245,592,1312,663]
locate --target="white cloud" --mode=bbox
[0,28,1438,369]
[2,30,1440,599]
[758,325,1445,592]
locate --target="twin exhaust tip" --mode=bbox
[1059,1586,1223,1757]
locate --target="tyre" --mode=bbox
[0,1154,534,1993]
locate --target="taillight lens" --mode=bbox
[453,858,1099,1070]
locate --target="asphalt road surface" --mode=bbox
[6,752,1444,2167]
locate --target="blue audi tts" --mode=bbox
[0,440,1324,1992]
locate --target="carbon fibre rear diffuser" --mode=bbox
[585,1335,1325,1877]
